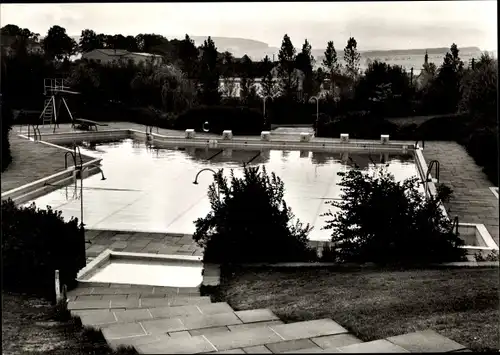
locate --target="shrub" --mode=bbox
[321,242,337,262]
[2,199,86,300]
[1,93,13,172]
[174,105,265,135]
[322,168,466,265]
[193,166,317,264]
[463,126,498,186]
[317,112,398,139]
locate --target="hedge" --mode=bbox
[1,94,13,172]
[2,199,86,300]
[173,105,266,135]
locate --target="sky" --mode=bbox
[0,1,497,51]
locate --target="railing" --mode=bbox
[64,145,83,170]
[27,124,41,141]
[414,139,425,149]
[451,216,459,237]
[424,160,440,198]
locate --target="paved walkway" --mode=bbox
[67,282,470,353]
[422,142,499,246]
[84,229,203,259]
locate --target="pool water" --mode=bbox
[29,139,421,241]
[85,259,203,287]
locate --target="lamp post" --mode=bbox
[78,164,106,229]
[193,168,220,200]
[309,95,319,136]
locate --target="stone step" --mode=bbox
[67,295,211,310]
[68,285,200,298]
[74,302,235,328]
[149,318,348,353]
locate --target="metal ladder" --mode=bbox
[42,97,54,126]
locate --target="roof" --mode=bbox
[81,49,130,57]
[128,52,162,58]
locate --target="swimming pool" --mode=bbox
[28,138,422,241]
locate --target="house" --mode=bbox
[82,49,163,66]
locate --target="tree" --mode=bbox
[1,24,39,41]
[277,34,298,98]
[198,36,221,105]
[220,51,236,97]
[239,55,258,103]
[322,168,466,265]
[42,25,76,60]
[135,33,168,53]
[178,34,199,79]
[323,41,342,96]
[459,53,497,122]
[295,39,315,99]
[261,55,277,97]
[433,43,464,113]
[79,29,102,53]
[343,37,361,80]
[193,166,316,264]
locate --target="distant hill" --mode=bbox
[69,33,485,65]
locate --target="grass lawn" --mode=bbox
[1,292,136,355]
[208,266,499,352]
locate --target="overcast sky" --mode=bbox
[1,1,497,50]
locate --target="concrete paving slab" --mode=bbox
[336,339,410,353]
[141,317,186,334]
[114,309,153,323]
[136,334,216,354]
[181,312,243,330]
[168,296,212,306]
[386,329,467,352]
[283,347,332,353]
[198,303,234,315]
[311,334,363,349]
[213,349,246,354]
[270,319,348,341]
[189,326,231,337]
[102,322,147,340]
[205,327,284,351]
[235,309,280,323]
[244,345,273,353]
[149,304,203,319]
[79,311,117,326]
[68,300,111,310]
[266,339,318,353]
[228,321,284,332]
[107,334,167,350]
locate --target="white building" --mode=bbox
[82,49,163,66]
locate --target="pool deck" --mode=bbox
[422,142,499,246]
[1,131,95,193]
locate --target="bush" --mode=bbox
[2,199,86,300]
[322,168,466,265]
[174,105,266,135]
[193,166,317,264]
[463,126,498,186]
[1,94,13,172]
[317,112,398,139]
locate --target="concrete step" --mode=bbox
[131,318,349,354]
[67,285,200,300]
[67,295,211,311]
[73,302,235,328]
